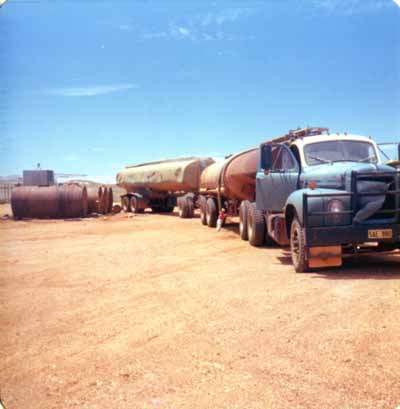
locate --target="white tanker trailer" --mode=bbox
[116,157,215,217]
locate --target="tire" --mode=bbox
[122,196,131,213]
[239,200,250,240]
[199,195,207,226]
[178,196,189,218]
[247,202,265,246]
[290,216,309,273]
[130,196,140,214]
[206,197,218,227]
[186,196,194,218]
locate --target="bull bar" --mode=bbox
[302,170,400,246]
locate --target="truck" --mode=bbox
[116,157,214,217]
[198,127,400,272]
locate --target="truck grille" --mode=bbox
[355,174,398,222]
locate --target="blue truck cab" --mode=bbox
[250,127,400,272]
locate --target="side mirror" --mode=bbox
[261,144,272,170]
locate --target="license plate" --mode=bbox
[368,229,393,239]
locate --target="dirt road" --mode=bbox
[1,205,399,409]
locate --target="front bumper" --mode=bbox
[303,170,400,247]
[305,223,400,246]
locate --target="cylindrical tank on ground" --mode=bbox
[107,187,113,213]
[11,184,88,219]
[199,148,259,201]
[59,184,88,218]
[87,186,102,214]
[116,157,215,195]
[97,186,107,214]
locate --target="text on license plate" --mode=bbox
[368,229,393,239]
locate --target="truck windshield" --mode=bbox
[304,141,378,166]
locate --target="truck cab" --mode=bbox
[251,127,400,272]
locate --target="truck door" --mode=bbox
[256,144,299,212]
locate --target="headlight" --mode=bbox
[327,199,344,213]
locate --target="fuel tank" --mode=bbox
[87,186,102,214]
[11,184,88,219]
[200,148,259,201]
[116,157,215,195]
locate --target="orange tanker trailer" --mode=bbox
[197,148,259,230]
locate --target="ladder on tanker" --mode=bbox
[266,127,329,145]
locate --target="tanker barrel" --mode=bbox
[117,157,215,195]
[199,148,259,202]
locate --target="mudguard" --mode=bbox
[285,188,351,227]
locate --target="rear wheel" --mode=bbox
[199,196,207,225]
[239,200,250,240]
[122,196,131,213]
[178,196,193,218]
[130,196,140,214]
[186,196,194,218]
[247,202,265,246]
[290,217,309,273]
[206,198,218,227]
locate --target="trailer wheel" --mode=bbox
[178,196,189,218]
[199,195,207,225]
[186,196,194,218]
[122,196,131,213]
[239,200,250,240]
[130,196,140,214]
[178,196,194,218]
[247,202,265,246]
[206,198,218,227]
[290,217,309,273]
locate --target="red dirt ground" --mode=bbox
[0,204,399,409]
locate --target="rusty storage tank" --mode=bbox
[116,157,215,194]
[11,184,88,219]
[100,186,112,214]
[199,148,259,201]
[97,186,107,214]
[107,187,113,213]
[87,186,102,214]
[59,183,88,218]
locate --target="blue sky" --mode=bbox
[0,0,399,182]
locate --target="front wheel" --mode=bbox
[290,217,309,273]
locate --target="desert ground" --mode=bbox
[0,203,399,409]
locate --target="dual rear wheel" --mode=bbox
[240,204,309,272]
[198,195,218,227]
[178,195,194,219]
[239,200,265,246]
